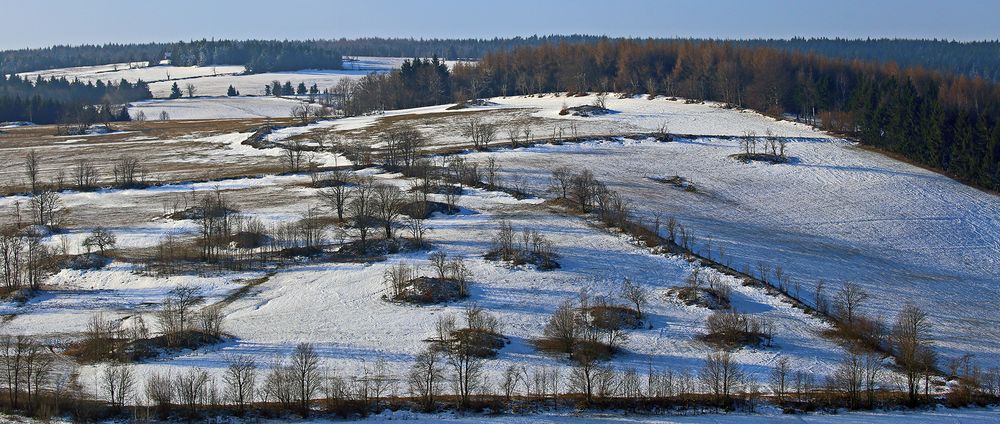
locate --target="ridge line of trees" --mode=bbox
[4,37,1000,81]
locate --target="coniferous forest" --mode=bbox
[0,75,150,124]
[2,37,998,80]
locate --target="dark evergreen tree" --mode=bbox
[169,82,183,99]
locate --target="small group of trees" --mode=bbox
[152,191,333,272]
[380,125,426,171]
[737,129,789,161]
[703,309,774,349]
[279,139,316,172]
[460,116,498,150]
[486,220,558,269]
[168,82,196,99]
[383,254,470,303]
[155,286,224,344]
[0,224,53,293]
[265,80,320,98]
[423,306,505,409]
[71,286,223,366]
[540,287,641,364]
[504,120,533,148]
[0,335,55,413]
[290,104,333,123]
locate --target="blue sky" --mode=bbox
[1,0,997,50]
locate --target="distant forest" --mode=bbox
[341,40,998,191]
[1,36,998,80]
[0,40,344,75]
[0,75,150,124]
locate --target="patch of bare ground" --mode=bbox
[0,118,302,193]
[215,273,275,307]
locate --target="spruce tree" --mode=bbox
[227,85,239,96]
[169,82,183,99]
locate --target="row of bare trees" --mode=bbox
[20,150,146,194]
[0,335,54,413]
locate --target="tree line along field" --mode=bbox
[0,82,998,422]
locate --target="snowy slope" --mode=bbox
[461,137,1000,366]
[1,170,851,396]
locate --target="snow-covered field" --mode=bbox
[458,135,1000,366]
[16,61,244,86]
[0,86,997,419]
[302,92,999,368]
[128,96,311,120]
[0,167,853,395]
[367,407,1000,423]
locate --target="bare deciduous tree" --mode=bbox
[24,150,41,194]
[834,282,869,326]
[461,116,498,150]
[223,355,257,411]
[700,350,744,402]
[593,93,608,109]
[408,347,444,411]
[543,300,581,354]
[102,363,135,410]
[112,155,144,188]
[145,372,174,415]
[30,190,63,227]
[73,159,100,189]
[280,140,312,173]
[770,356,790,403]
[621,277,649,319]
[893,303,934,405]
[318,171,353,222]
[373,183,405,239]
[291,343,321,416]
[83,226,117,255]
[349,176,376,249]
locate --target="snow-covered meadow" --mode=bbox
[0,87,996,416]
[309,93,1000,367]
[0,164,852,397]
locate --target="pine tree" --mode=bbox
[227,85,239,96]
[169,82,183,99]
[296,82,307,95]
